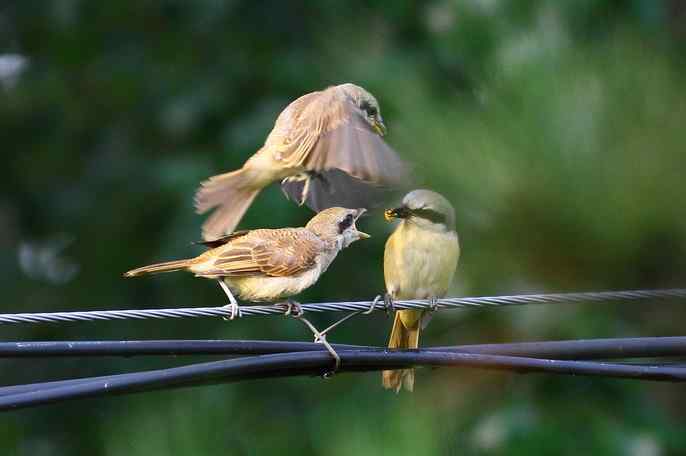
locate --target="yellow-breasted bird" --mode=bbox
[381,190,460,392]
[124,207,369,318]
[195,83,408,240]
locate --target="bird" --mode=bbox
[124,207,370,319]
[195,83,408,240]
[381,190,460,392]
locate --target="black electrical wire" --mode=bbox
[2,337,686,359]
[1,287,684,411]
[3,350,686,411]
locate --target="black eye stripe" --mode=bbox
[338,214,354,233]
[412,208,447,225]
[359,101,377,116]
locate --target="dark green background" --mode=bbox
[2,1,686,454]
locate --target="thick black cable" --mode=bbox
[0,340,367,357]
[2,337,686,359]
[3,350,686,411]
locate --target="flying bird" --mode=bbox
[195,83,408,240]
[124,207,370,319]
[381,190,460,392]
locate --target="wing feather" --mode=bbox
[273,86,410,212]
[195,228,323,278]
[273,86,408,183]
[194,231,250,249]
[304,108,408,184]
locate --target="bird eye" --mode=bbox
[338,214,354,233]
[359,101,377,117]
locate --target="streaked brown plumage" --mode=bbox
[195,83,408,240]
[124,208,369,308]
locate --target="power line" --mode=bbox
[2,336,686,359]
[2,349,686,411]
[1,288,685,325]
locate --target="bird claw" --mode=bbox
[222,302,242,320]
[384,293,395,316]
[281,173,311,206]
[429,296,439,312]
[218,280,241,320]
[279,299,303,318]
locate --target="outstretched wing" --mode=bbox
[302,104,409,185]
[196,228,324,278]
[265,88,347,164]
[270,86,408,185]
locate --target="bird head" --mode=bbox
[306,207,370,248]
[337,83,387,136]
[384,189,455,231]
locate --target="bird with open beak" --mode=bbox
[381,190,460,392]
[195,83,408,241]
[124,208,369,319]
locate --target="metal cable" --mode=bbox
[1,288,685,325]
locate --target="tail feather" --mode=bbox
[195,168,261,241]
[382,310,421,393]
[123,259,191,277]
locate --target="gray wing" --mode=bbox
[301,106,410,185]
[280,168,399,213]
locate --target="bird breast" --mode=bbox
[384,222,460,301]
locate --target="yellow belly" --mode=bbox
[384,222,460,328]
[384,223,459,299]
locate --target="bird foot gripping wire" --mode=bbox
[218,280,242,320]
[279,300,340,377]
[383,293,395,316]
[221,303,242,320]
[281,300,304,317]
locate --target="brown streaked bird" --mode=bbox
[381,190,460,393]
[124,208,369,318]
[195,83,408,240]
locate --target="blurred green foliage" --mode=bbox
[2,1,686,454]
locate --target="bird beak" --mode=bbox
[373,115,387,136]
[354,208,371,239]
[384,206,411,221]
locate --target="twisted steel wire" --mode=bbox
[1,288,685,325]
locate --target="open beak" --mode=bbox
[373,116,387,136]
[354,208,371,239]
[384,206,411,221]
